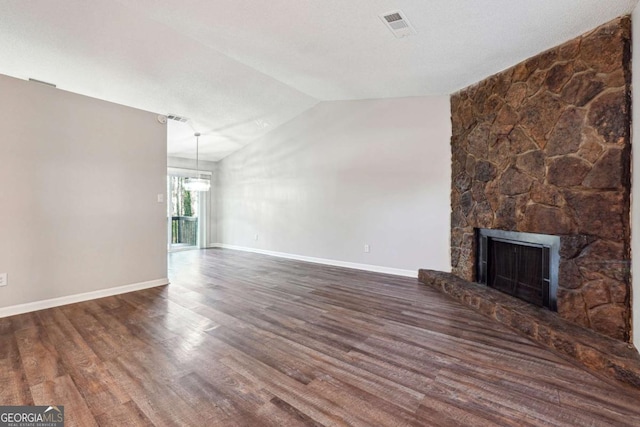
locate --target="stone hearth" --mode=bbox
[449,17,631,341]
[418,270,640,390]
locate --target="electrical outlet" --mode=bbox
[0,273,7,287]
[254,234,259,241]
[157,193,164,203]
[364,244,370,253]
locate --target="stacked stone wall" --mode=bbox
[450,17,631,341]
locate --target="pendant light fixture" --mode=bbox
[184,132,210,192]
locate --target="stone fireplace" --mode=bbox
[449,17,631,341]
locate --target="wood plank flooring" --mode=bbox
[1,248,640,426]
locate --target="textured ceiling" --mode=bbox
[0,0,637,161]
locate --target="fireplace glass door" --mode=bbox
[477,229,558,311]
[488,239,549,308]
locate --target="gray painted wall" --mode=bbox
[216,96,452,273]
[0,74,167,309]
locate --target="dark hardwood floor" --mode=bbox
[1,248,640,426]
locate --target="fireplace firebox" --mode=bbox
[477,229,559,311]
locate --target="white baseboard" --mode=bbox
[210,243,417,278]
[0,278,169,318]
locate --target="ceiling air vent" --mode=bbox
[28,78,56,88]
[167,114,189,123]
[379,10,416,38]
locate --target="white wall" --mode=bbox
[167,156,217,246]
[216,96,452,274]
[632,7,640,351]
[0,74,167,311]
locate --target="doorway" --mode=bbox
[167,168,210,252]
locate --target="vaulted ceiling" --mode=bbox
[0,0,637,161]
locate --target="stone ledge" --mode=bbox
[418,269,640,390]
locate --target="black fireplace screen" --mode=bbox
[477,229,558,311]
